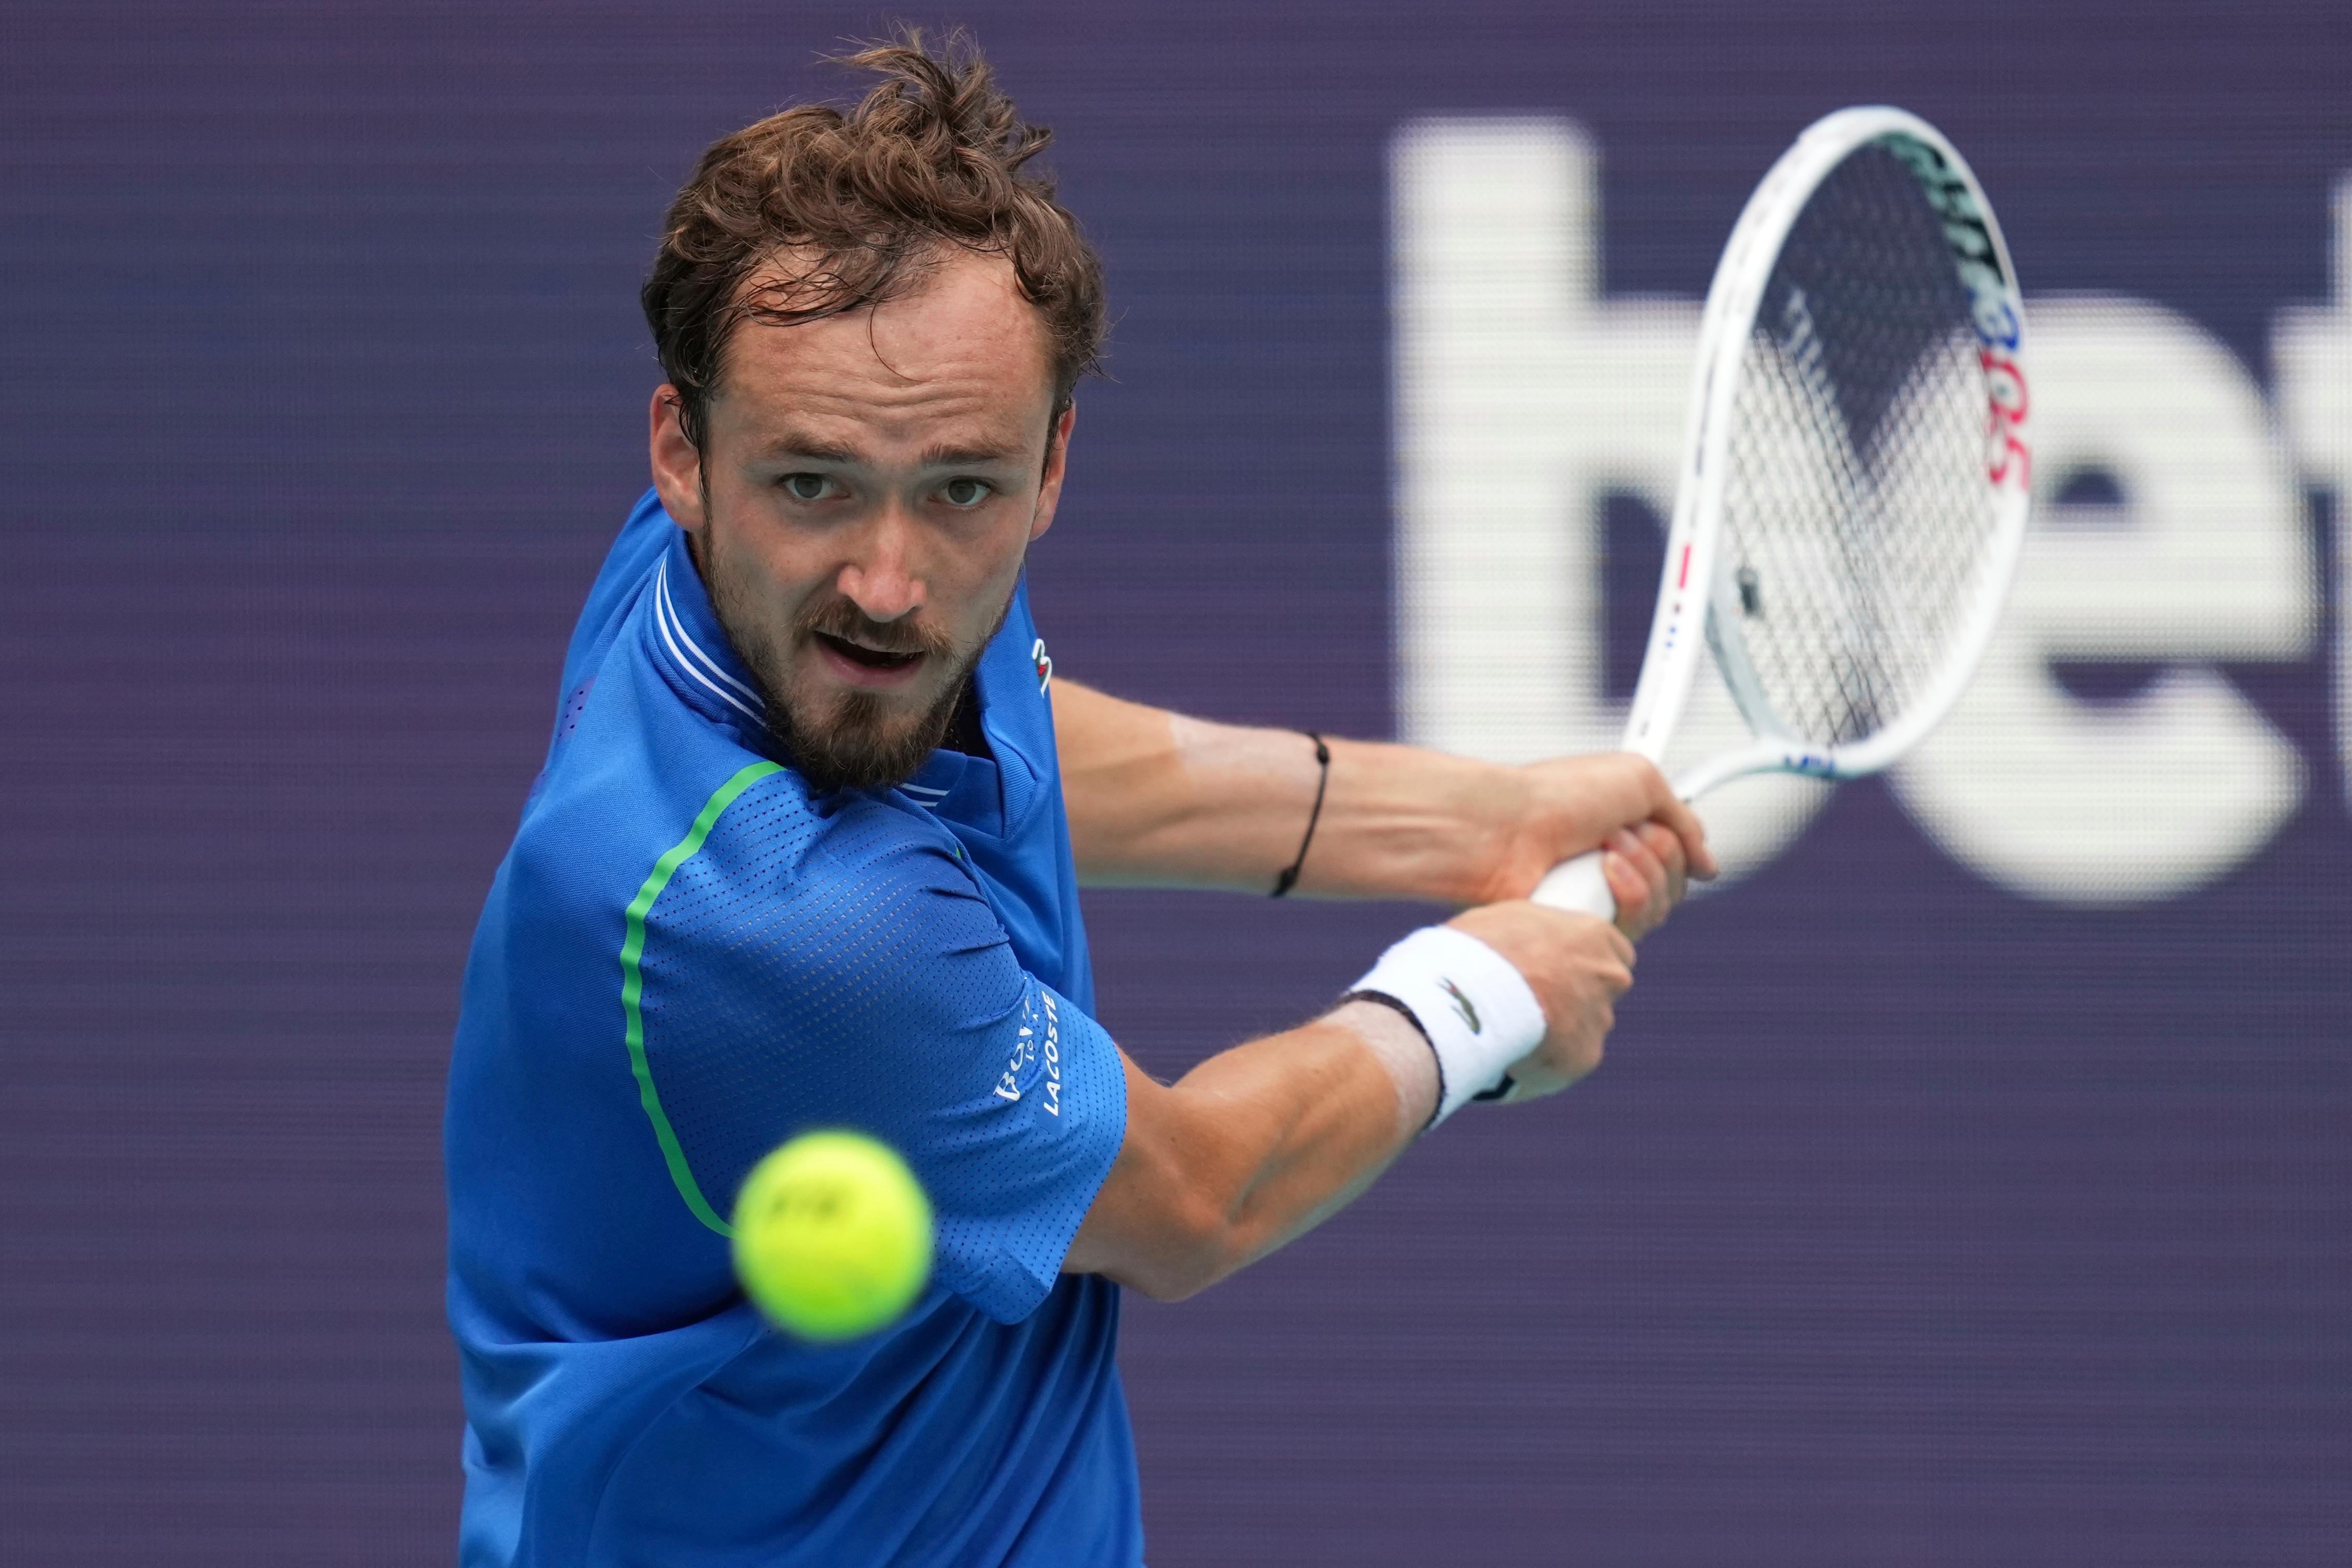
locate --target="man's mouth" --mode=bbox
[813,630,928,687]
[816,631,921,669]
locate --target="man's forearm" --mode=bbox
[1053,679,1528,904]
[1063,1000,1439,1300]
[1064,895,1633,1301]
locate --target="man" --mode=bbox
[445,33,1714,1566]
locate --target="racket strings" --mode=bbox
[1716,143,2001,750]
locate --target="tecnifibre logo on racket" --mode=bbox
[1887,133,2021,351]
[1394,114,2345,909]
[1882,131,2036,493]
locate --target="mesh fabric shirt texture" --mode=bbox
[445,493,1134,1566]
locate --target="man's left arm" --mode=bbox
[1051,679,1719,929]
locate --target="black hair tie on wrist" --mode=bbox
[1271,732,1330,898]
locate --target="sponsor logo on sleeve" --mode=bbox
[1039,993,1062,1115]
[992,988,1064,1116]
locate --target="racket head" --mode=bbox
[1622,106,2031,799]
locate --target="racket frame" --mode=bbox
[1621,105,2033,802]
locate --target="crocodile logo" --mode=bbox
[1438,977,1481,1034]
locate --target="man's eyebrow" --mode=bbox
[915,439,1027,469]
[755,431,863,465]
[750,433,1028,469]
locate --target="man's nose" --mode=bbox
[835,504,926,623]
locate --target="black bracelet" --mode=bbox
[1270,732,1330,898]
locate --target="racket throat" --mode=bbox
[1672,737,1840,804]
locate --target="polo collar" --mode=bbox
[647,529,767,733]
[642,530,1046,838]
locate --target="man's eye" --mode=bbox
[941,478,992,508]
[781,473,832,502]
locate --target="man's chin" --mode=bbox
[772,681,962,794]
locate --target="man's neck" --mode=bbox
[941,676,991,760]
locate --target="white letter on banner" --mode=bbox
[1891,296,2317,904]
[2272,174,2352,814]
[1390,117,1828,883]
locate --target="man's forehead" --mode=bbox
[717,247,1055,435]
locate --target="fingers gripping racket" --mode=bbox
[1532,106,2032,917]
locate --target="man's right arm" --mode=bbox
[1063,900,1639,1301]
[1051,678,1715,916]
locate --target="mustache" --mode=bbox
[796,599,955,659]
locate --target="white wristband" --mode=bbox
[1346,925,1547,1126]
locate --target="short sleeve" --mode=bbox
[630,778,1126,1324]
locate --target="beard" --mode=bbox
[704,550,1011,794]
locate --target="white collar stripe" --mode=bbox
[656,561,764,709]
[652,565,762,725]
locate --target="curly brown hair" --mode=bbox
[641,30,1108,452]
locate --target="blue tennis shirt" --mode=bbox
[446,491,1137,1566]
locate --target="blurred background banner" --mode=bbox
[3,3,2346,1563]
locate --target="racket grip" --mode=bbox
[1530,849,1617,918]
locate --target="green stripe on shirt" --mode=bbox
[619,759,785,1236]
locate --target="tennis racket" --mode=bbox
[1531,106,2032,919]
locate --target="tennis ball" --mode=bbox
[731,1130,934,1342]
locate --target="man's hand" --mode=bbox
[1596,820,1699,941]
[1471,753,1718,939]
[1446,900,1635,1099]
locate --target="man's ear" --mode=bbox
[649,387,707,531]
[1028,402,1078,544]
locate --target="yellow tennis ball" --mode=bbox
[731,1131,935,1342]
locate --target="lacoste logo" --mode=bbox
[994,990,1064,1117]
[1439,978,1481,1034]
[1031,637,1053,693]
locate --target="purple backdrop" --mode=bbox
[4,3,2348,1563]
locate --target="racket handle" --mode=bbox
[1530,849,1617,918]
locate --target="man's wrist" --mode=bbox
[1315,740,1531,907]
[1345,925,1546,1125]
[1460,759,1545,906]
[1325,997,1442,1140]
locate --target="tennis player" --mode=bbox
[445,33,1714,1567]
